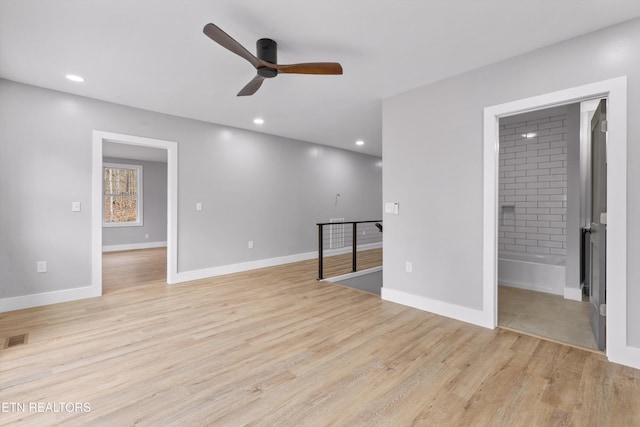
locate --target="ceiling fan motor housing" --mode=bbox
[202,23,342,96]
[257,38,278,78]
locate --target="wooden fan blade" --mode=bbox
[203,23,264,69]
[237,75,265,96]
[274,62,343,75]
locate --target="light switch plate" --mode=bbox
[71,201,81,212]
[37,261,47,273]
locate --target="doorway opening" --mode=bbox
[91,131,178,296]
[482,77,628,363]
[495,103,599,349]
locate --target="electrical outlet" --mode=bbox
[196,202,202,211]
[405,261,412,273]
[37,261,47,273]
[145,233,150,239]
[248,240,254,249]
[71,201,81,212]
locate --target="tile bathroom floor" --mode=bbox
[498,285,599,351]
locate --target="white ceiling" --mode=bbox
[2,1,640,157]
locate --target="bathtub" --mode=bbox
[498,251,566,295]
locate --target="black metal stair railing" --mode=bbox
[316,220,382,280]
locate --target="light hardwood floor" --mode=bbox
[1,248,639,426]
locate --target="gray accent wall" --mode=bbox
[0,79,381,299]
[383,18,640,346]
[102,157,168,248]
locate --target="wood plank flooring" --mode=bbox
[1,248,639,426]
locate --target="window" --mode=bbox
[103,163,143,227]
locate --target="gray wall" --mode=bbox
[383,18,640,346]
[102,157,168,248]
[0,79,381,299]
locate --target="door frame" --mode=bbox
[482,77,634,367]
[92,131,179,295]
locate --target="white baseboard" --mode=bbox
[0,250,315,313]
[608,344,640,370]
[381,287,492,328]
[174,242,382,284]
[563,286,583,301]
[0,245,378,313]
[102,241,167,252]
[0,285,100,313]
[174,251,318,283]
[380,288,640,370]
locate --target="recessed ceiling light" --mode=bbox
[65,74,85,82]
[356,140,365,146]
[253,118,264,125]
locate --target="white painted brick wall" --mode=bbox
[498,113,567,257]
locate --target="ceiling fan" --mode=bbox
[203,23,343,96]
